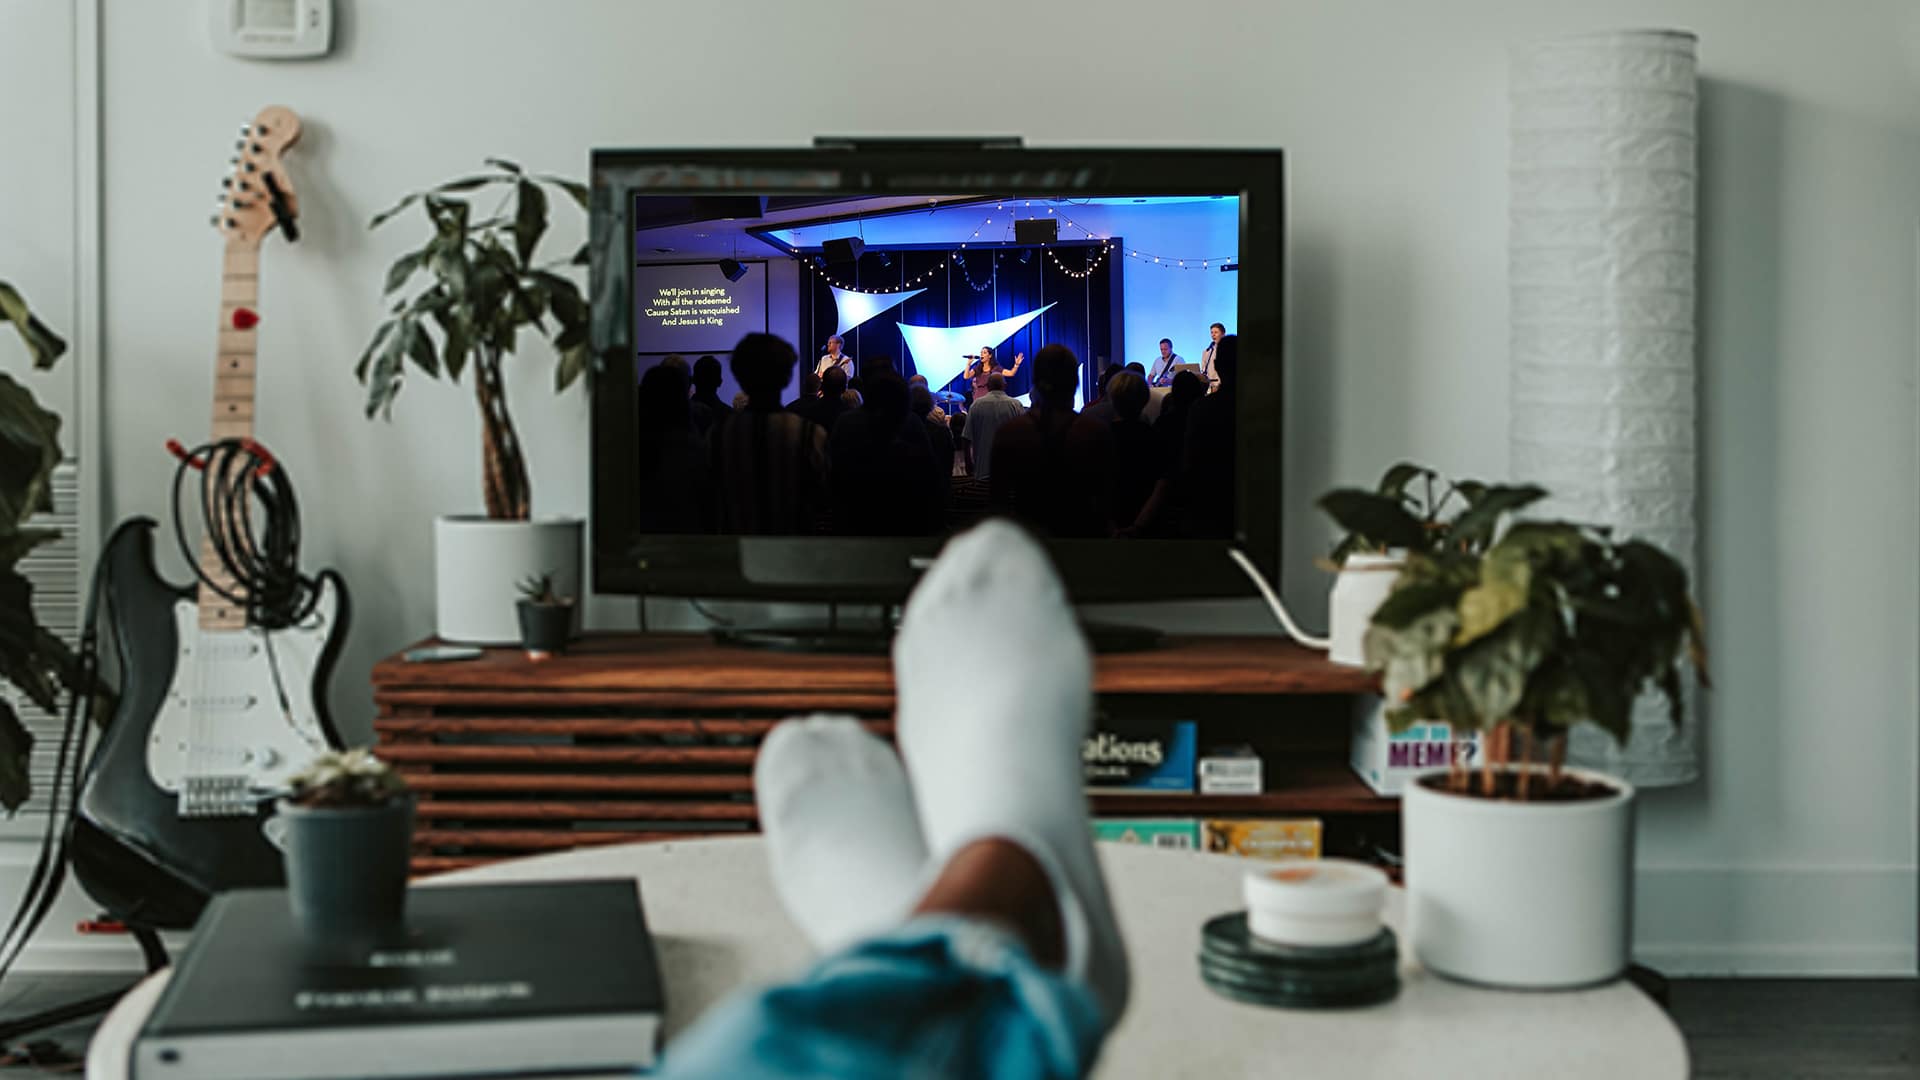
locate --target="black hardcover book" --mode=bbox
[134,879,664,1080]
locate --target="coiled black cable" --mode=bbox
[169,437,321,630]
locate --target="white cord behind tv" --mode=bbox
[1227,548,1330,651]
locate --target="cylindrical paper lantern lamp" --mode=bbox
[1509,30,1700,785]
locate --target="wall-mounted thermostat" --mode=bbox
[209,0,332,59]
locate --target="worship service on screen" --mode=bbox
[626,194,1242,541]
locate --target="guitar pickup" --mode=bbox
[179,774,256,818]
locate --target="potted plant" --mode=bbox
[1364,515,1707,988]
[0,281,100,812]
[278,749,414,955]
[515,571,575,660]
[1317,463,1545,665]
[357,160,592,644]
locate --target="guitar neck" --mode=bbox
[215,242,260,441]
[199,241,262,632]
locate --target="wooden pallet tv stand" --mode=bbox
[372,632,1391,876]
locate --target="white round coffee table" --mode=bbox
[89,837,1686,1078]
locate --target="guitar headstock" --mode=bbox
[212,105,302,247]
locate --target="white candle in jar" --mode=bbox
[1242,859,1389,947]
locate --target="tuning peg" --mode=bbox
[221,177,232,188]
[209,213,222,226]
[238,180,249,191]
[250,143,263,154]
[235,139,246,150]
[240,122,251,133]
[229,156,239,165]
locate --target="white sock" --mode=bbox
[754,715,930,954]
[892,519,1130,1022]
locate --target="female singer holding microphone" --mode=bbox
[963,344,1024,402]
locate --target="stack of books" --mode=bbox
[134,879,664,1079]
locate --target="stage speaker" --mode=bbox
[717,259,748,282]
[1014,219,1059,244]
[822,237,865,264]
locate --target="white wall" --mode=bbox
[6,0,1915,974]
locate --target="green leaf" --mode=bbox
[369,192,422,230]
[355,320,395,382]
[536,175,590,211]
[0,372,63,528]
[555,342,592,392]
[363,321,408,418]
[0,527,59,568]
[484,157,524,175]
[570,242,589,266]
[0,699,31,812]
[432,306,471,384]
[1450,609,1552,727]
[512,179,548,267]
[1454,546,1533,646]
[0,282,68,370]
[1448,484,1548,549]
[425,195,471,243]
[1376,462,1434,501]
[403,319,440,377]
[0,570,59,713]
[383,251,425,295]
[1369,579,1460,630]
[433,175,502,194]
[1316,489,1428,553]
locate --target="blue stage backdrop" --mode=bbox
[800,241,1121,404]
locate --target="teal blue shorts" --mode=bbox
[655,916,1109,1079]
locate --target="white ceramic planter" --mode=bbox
[1404,766,1635,988]
[434,516,583,645]
[1327,552,1405,666]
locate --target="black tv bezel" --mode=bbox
[589,145,1283,604]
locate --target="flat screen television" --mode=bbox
[589,141,1283,606]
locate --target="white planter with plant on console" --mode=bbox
[1354,473,1706,990]
[435,516,581,645]
[1405,766,1634,986]
[353,161,594,646]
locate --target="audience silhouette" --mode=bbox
[641,332,1236,541]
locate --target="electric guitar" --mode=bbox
[72,106,350,930]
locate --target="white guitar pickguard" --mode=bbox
[146,582,340,812]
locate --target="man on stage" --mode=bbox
[1146,338,1184,387]
[1198,323,1226,393]
[816,334,854,379]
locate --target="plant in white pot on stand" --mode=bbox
[1364,516,1706,988]
[1317,463,1546,666]
[357,160,592,644]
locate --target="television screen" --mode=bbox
[626,193,1242,542]
[590,147,1282,603]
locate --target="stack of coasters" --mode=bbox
[1198,912,1399,1008]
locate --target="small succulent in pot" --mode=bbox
[287,748,409,808]
[279,750,414,953]
[516,571,574,659]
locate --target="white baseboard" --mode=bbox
[1634,864,1918,976]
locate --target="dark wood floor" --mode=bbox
[1667,978,1920,1079]
[0,974,1915,1076]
